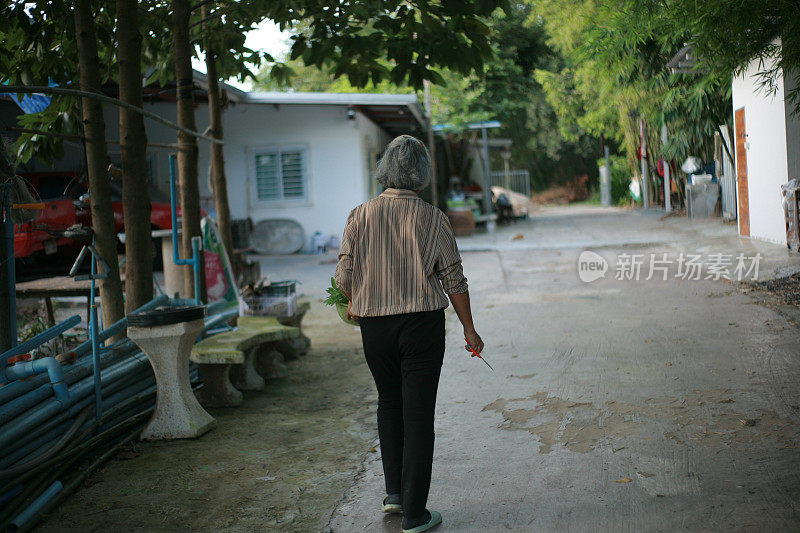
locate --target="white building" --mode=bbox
[731,39,800,244]
[101,74,426,251]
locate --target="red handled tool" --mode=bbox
[464,339,494,371]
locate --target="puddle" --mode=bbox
[483,388,800,454]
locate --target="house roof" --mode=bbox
[666,44,700,74]
[110,69,426,138]
[242,91,426,138]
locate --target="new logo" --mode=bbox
[577,250,608,283]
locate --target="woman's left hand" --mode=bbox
[346,300,359,323]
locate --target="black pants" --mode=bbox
[359,309,446,520]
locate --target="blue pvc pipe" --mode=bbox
[192,236,202,305]
[10,480,62,530]
[169,153,202,304]
[0,354,153,449]
[90,242,102,421]
[4,357,70,403]
[0,340,138,423]
[1,315,82,371]
[71,295,168,358]
[0,419,72,469]
[0,338,136,408]
[0,365,155,459]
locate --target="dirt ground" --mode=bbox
[38,302,378,532]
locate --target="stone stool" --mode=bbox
[128,316,216,440]
[190,337,245,408]
[229,347,266,391]
[274,302,312,360]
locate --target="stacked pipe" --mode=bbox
[0,296,204,531]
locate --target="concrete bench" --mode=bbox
[190,318,299,407]
[273,301,312,360]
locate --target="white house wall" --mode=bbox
[224,103,367,248]
[354,111,392,200]
[731,46,790,244]
[104,101,375,250]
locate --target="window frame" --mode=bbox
[247,144,312,206]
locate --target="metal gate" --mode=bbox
[489,170,531,198]
[717,126,737,220]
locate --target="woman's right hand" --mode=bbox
[465,328,484,355]
[346,300,359,323]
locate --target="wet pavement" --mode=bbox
[328,206,800,532]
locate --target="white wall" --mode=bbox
[224,103,369,248]
[732,44,790,244]
[104,101,386,250]
[355,111,392,199]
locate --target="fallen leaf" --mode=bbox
[367,447,377,452]
[511,234,524,241]
[454,401,466,403]
[612,446,626,453]
[665,362,672,366]
[616,477,632,483]
[568,402,592,408]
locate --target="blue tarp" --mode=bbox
[2,80,56,113]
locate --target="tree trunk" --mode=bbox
[203,5,235,273]
[73,0,125,336]
[172,0,205,301]
[117,0,153,312]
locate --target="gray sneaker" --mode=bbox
[401,510,442,533]
[381,494,402,514]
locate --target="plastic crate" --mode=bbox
[238,281,298,317]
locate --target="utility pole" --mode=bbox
[481,126,495,233]
[601,145,611,207]
[423,80,438,209]
[640,119,650,209]
[661,123,671,212]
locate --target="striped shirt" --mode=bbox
[335,188,468,317]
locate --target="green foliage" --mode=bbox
[630,0,800,111]
[255,58,415,94]
[530,0,737,183]
[17,317,49,344]
[323,277,349,307]
[3,0,509,164]
[258,0,509,90]
[255,3,601,191]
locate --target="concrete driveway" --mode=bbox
[328,206,800,532]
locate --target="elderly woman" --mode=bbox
[335,135,483,533]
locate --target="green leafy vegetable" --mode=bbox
[323,277,349,306]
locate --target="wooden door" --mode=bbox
[734,107,750,236]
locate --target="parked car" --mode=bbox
[14,172,180,263]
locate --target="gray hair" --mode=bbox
[376,135,431,190]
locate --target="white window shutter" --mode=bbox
[255,153,279,201]
[280,151,305,198]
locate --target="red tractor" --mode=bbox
[14,172,177,266]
